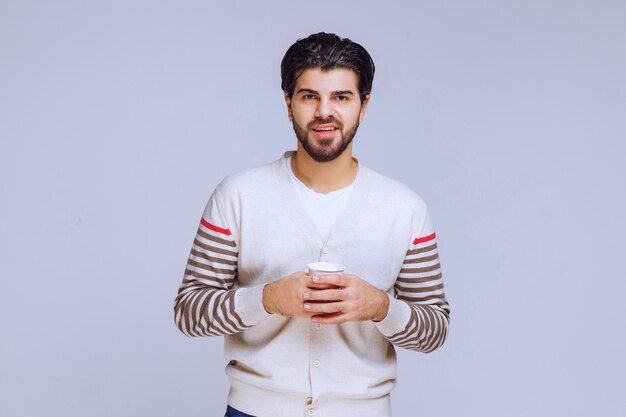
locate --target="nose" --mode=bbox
[314,97,334,119]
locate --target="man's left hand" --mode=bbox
[303,274,389,324]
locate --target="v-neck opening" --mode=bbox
[275,151,364,258]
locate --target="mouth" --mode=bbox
[311,124,339,139]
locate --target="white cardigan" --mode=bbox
[174,151,450,417]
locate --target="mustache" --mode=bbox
[308,118,343,129]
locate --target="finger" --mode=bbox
[306,276,341,290]
[311,312,350,325]
[304,301,345,314]
[306,281,341,290]
[304,289,344,302]
[310,274,347,287]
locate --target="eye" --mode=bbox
[303,94,316,100]
[336,95,348,102]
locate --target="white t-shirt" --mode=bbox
[285,156,357,242]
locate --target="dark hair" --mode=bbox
[281,32,375,102]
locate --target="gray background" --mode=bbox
[1,0,625,416]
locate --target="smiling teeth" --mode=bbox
[315,128,335,131]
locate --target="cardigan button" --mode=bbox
[307,409,316,416]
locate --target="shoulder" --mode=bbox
[214,157,283,200]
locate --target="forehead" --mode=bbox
[294,68,359,93]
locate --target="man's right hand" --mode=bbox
[262,272,311,317]
[262,272,337,317]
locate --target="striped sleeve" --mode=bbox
[375,212,450,353]
[174,192,268,337]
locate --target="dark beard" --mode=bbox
[292,118,359,163]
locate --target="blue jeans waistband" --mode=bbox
[225,405,255,417]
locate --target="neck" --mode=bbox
[291,143,357,194]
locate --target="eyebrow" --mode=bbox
[296,88,355,96]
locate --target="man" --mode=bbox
[174,32,450,417]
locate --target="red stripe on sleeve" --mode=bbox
[201,218,232,236]
[413,232,436,245]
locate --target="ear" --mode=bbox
[284,91,293,120]
[358,95,371,124]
